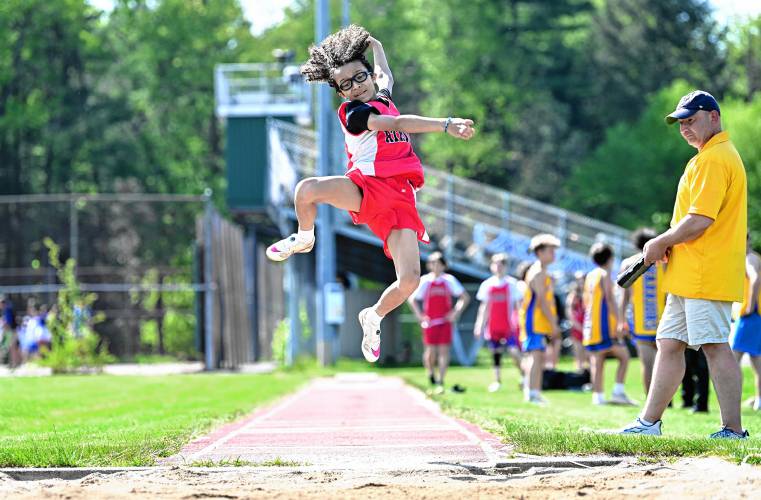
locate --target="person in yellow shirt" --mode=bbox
[618,228,666,395]
[519,234,561,404]
[729,233,761,411]
[618,90,748,439]
[584,243,636,406]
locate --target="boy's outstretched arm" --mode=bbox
[368,36,393,93]
[367,114,475,140]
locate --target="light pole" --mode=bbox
[315,0,337,365]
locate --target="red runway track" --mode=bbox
[169,374,507,470]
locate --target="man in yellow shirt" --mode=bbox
[618,90,748,439]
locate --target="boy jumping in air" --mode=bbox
[265,26,474,362]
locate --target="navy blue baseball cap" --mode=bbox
[665,90,720,124]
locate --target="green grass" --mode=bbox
[384,352,761,464]
[0,367,327,467]
[189,457,306,467]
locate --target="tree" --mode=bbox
[584,0,728,130]
[725,15,761,101]
[411,0,595,200]
[561,81,695,228]
[0,0,103,196]
[100,0,255,197]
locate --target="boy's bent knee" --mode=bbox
[398,272,420,296]
[295,177,319,202]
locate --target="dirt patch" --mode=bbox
[1,457,759,499]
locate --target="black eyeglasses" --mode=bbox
[337,71,372,92]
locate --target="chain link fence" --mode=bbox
[0,193,212,361]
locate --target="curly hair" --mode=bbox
[300,24,372,90]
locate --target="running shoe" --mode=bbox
[709,426,749,439]
[617,417,662,436]
[609,392,638,406]
[526,393,548,405]
[358,307,381,363]
[266,234,314,262]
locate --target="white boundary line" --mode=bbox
[230,425,461,434]
[195,443,485,451]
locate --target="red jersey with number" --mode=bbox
[486,283,512,340]
[424,280,453,321]
[337,89,425,189]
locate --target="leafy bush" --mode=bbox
[37,238,115,373]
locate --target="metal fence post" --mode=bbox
[558,210,568,249]
[203,189,215,370]
[69,195,79,264]
[286,257,300,366]
[446,172,455,257]
[502,191,511,233]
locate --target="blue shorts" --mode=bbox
[521,332,547,352]
[730,313,761,357]
[585,339,613,352]
[631,332,656,343]
[488,339,506,351]
[488,337,519,351]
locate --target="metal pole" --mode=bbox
[244,228,258,361]
[203,189,215,370]
[315,0,336,366]
[446,173,455,257]
[69,195,79,264]
[286,257,301,366]
[342,0,350,26]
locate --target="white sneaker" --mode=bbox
[266,234,314,262]
[358,307,381,363]
[617,417,662,436]
[592,396,608,405]
[609,392,638,406]
[488,382,501,393]
[525,393,548,405]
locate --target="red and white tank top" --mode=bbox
[476,276,522,338]
[337,89,424,188]
[414,273,465,320]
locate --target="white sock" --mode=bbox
[366,308,383,324]
[593,392,605,404]
[638,416,655,426]
[613,383,626,395]
[297,227,314,242]
[755,398,761,410]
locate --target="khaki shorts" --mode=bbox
[656,294,732,350]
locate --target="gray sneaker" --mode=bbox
[709,426,749,439]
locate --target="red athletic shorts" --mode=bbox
[346,169,429,259]
[423,322,452,345]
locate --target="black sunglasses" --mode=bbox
[337,71,373,92]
